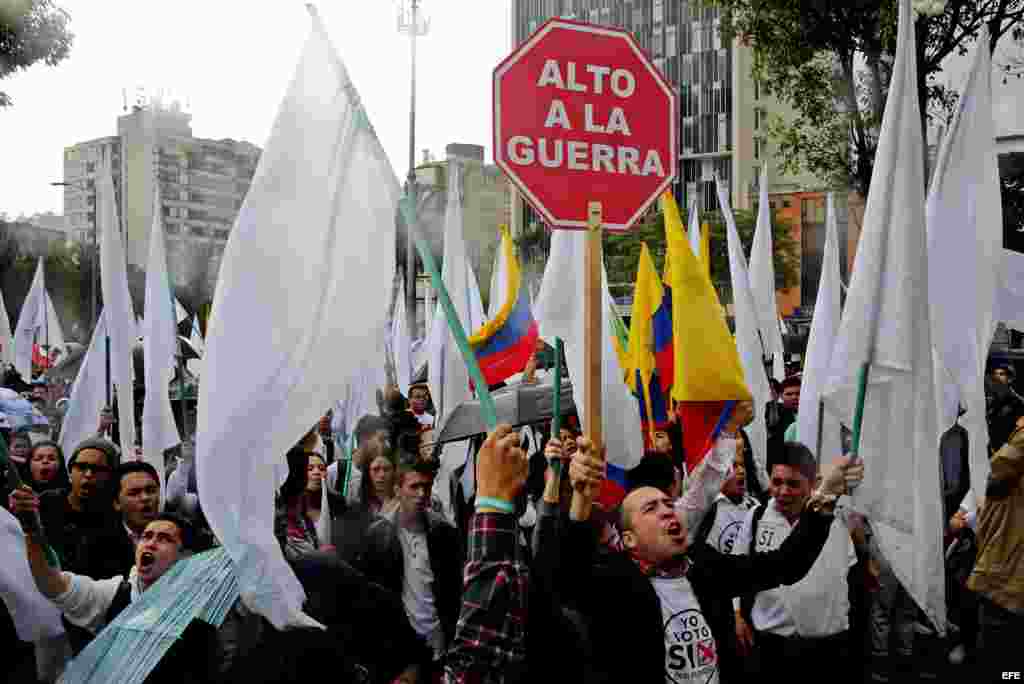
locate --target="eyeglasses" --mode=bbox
[71,462,112,475]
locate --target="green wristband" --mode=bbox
[475,496,515,514]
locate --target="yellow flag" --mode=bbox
[626,244,663,392]
[663,193,751,402]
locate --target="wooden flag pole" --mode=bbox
[571,202,604,521]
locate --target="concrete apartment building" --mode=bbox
[61,99,260,295]
[510,0,857,314]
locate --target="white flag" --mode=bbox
[720,178,771,491]
[467,256,486,335]
[36,290,65,355]
[797,193,843,463]
[196,7,397,630]
[175,298,188,324]
[0,508,64,642]
[59,312,108,462]
[143,195,182,499]
[13,258,46,379]
[428,161,473,426]
[392,278,412,396]
[926,29,999,501]
[488,230,509,321]
[687,200,701,261]
[99,160,138,456]
[822,0,945,634]
[748,162,786,382]
[0,286,13,368]
[189,315,205,357]
[534,229,643,473]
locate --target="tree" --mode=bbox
[0,0,74,107]
[716,0,1024,198]
[603,206,800,305]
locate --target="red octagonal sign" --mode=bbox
[494,18,677,232]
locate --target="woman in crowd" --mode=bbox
[305,452,327,525]
[25,440,70,494]
[275,447,323,561]
[361,447,399,516]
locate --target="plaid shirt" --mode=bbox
[443,512,529,684]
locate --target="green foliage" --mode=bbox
[0,0,74,107]
[602,206,800,304]
[715,0,1024,198]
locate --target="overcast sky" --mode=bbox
[0,0,511,219]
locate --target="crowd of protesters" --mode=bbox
[0,351,1021,683]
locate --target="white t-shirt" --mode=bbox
[651,575,719,684]
[733,498,855,638]
[703,493,759,555]
[52,567,143,634]
[397,526,444,658]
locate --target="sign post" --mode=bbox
[494,18,676,517]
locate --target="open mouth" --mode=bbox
[139,552,156,571]
[664,519,683,539]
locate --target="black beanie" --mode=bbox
[68,437,121,471]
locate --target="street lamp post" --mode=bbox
[398,0,429,337]
[50,180,98,334]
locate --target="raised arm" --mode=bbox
[8,486,68,598]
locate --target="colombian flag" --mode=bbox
[469,227,539,386]
[626,244,671,447]
[663,192,751,472]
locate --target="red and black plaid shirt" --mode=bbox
[443,512,529,684]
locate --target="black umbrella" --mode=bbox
[436,371,575,445]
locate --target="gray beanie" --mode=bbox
[68,437,121,471]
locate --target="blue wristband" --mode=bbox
[475,496,515,514]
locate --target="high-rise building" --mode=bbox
[61,99,260,294]
[510,0,854,315]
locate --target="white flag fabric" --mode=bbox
[392,278,412,397]
[37,291,65,355]
[488,231,509,321]
[687,200,701,260]
[720,178,771,491]
[926,29,999,500]
[13,258,46,379]
[467,256,486,335]
[822,0,945,634]
[428,162,473,426]
[59,313,108,462]
[0,507,64,642]
[143,198,182,500]
[534,229,643,472]
[749,162,786,382]
[99,162,138,456]
[189,316,205,357]
[0,286,13,368]
[174,298,188,324]
[797,193,843,463]
[196,8,397,630]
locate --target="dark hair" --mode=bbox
[780,375,802,390]
[279,447,311,504]
[148,512,196,551]
[114,461,160,497]
[396,451,439,485]
[358,445,397,509]
[354,415,390,447]
[627,452,676,494]
[771,442,817,483]
[25,441,70,491]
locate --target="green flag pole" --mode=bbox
[848,362,870,460]
[397,196,498,431]
[550,337,564,477]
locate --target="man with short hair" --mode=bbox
[8,495,237,681]
[767,375,801,471]
[553,433,861,684]
[732,442,857,682]
[408,382,434,429]
[363,457,463,677]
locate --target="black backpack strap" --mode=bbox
[104,578,133,625]
[693,499,720,548]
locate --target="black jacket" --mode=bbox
[38,489,133,579]
[555,506,835,683]
[362,510,464,649]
